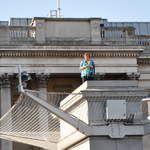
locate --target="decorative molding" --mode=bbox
[138,58,150,65]
[127,72,140,80]
[0,50,141,57]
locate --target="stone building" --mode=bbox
[0,17,150,150]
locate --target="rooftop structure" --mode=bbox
[0,17,150,46]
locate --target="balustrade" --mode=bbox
[9,26,35,40]
[101,27,150,46]
[0,25,149,46]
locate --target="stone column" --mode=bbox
[0,74,13,150]
[36,74,49,100]
[36,74,49,150]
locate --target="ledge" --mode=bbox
[60,80,148,111]
[33,17,101,22]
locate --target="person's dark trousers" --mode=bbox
[82,76,94,83]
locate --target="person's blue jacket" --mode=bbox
[80,59,95,78]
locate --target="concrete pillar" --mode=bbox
[90,18,101,45]
[0,75,13,150]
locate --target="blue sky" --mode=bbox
[0,0,150,22]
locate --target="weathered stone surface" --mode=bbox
[0,26,9,45]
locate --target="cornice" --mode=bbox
[33,17,101,22]
[0,46,143,57]
[0,50,141,57]
[0,46,144,51]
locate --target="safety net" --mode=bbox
[0,90,86,150]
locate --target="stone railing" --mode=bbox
[133,35,150,46]
[9,26,36,41]
[101,27,150,46]
[0,24,150,46]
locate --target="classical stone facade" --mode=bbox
[0,17,150,150]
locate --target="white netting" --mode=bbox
[0,91,84,149]
[0,94,60,141]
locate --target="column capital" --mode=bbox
[0,73,12,88]
[127,72,140,80]
[35,73,50,88]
